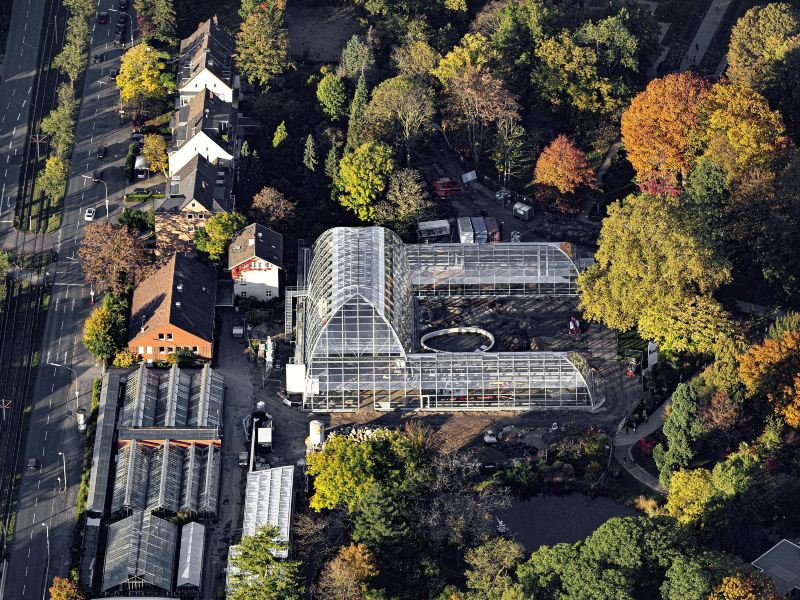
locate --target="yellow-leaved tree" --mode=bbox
[116,43,169,104]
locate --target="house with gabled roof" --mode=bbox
[154,154,233,254]
[228,223,283,301]
[169,89,238,175]
[177,16,238,104]
[128,253,217,360]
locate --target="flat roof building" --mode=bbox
[752,538,800,595]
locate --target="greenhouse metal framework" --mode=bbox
[102,509,178,594]
[288,227,603,412]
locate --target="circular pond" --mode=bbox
[420,327,495,353]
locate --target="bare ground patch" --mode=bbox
[284,4,359,63]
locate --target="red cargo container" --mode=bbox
[484,216,501,243]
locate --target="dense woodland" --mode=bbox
[53,0,800,598]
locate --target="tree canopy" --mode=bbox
[116,43,170,103]
[621,72,711,192]
[337,142,395,221]
[726,3,800,93]
[577,193,732,352]
[227,525,304,600]
[78,221,148,295]
[235,2,289,89]
[194,211,249,261]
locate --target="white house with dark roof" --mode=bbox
[177,16,238,104]
[169,90,237,175]
[228,224,283,300]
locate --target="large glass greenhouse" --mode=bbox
[288,227,602,412]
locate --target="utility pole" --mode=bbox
[29,134,49,164]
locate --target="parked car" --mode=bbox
[27,459,39,471]
[92,54,103,64]
[96,11,109,24]
[107,69,117,80]
[92,170,103,182]
[84,207,96,221]
[116,20,127,34]
[131,133,144,143]
[96,146,107,160]
[118,0,129,9]
[114,32,124,46]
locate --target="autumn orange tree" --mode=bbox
[710,571,780,600]
[739,330,800,427]
[49,577,84,600]
[620,72,711,193]
[533,135,595,213]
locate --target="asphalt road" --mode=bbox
[0,0,51,242]
[1,2,137,598]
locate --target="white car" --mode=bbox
[84,207,96,221]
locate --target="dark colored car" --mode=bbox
[107,68,117,80]
[116,21,127,34]
[93,170,103,182]
[96,146,107,160]
[119,0,129,9]
[114,32,124,46]
[96,11,109,24]
[92,54,103,64]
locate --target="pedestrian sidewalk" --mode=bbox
[680,0,733,71]
[612,399,669,493]
[614,443,666,493]
[615,399,668,445]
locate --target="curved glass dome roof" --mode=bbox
[303,227,413,363]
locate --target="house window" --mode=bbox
[138,346,144,355]
[158,333,164,340]
[188,225,196,233]
[266,290,272,298]
[241,291,247,298]
[168,346,175,353]
[167,333,173,341]
[146,346,153,354]
[192,346,198,353]
[187,213,194,220]
[199,213,206,220]
[159,346,165,353]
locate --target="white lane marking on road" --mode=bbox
[27,86,31,94]
[21,99,26,108]
[51,383,54,392]
[60,320,63,330]
[41,446,44,457]
[30,513,34,524]
[15,113,20,121]
[34,497,37,508]
[12,127,15,135]
[45,349,50,363]
[37,480,40,490]
[44,430,47,441]
[52,368,56,377]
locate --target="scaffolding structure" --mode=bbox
[291,227,602,412]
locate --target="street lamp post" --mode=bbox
[48,362,79,412]
[58,451,67,492]
[41,522,49,600]
[81,174,109,219]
